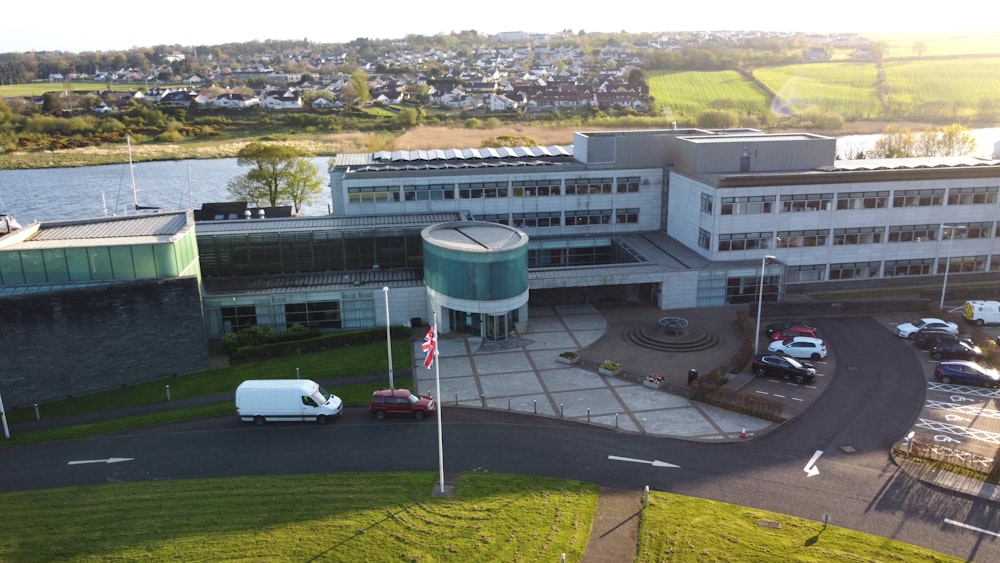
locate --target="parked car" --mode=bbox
[895,317,959,338]
[912,330,965,350]
[930,340,984,361]
[752,354,817,384]
[767,336,827,360]
[369,388,436,420]
[764,320,816,338]
[933,361,1000,388]
[769,326,819,341]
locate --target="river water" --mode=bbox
[2,130,999,224]
[0,156,334,224]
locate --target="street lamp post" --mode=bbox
[753,255,777,355]
[939,225,966,311]
[383,286,394,390]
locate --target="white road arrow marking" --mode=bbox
[944,518,1000,538]
[608,455,680,468]
[945,414,971,422]
[67,457,134,466]
[803,450,823,477]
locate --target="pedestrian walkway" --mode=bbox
[413,303,777,441]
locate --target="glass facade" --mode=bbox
[197,228,424,277]
[423,243,527,301]
[0,230,198,286]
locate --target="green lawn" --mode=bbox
[0,472,960,562]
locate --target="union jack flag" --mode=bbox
[421,326,436,369]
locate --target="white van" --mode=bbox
[235,379,343,425]
[963,301,1000,326]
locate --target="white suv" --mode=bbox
[767,336,827,360]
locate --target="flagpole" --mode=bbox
[433,310,445,494]
[383,287,394,390]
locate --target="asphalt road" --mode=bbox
[2,317,999,561]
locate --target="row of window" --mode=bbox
[702,186,999,215]
[479,208,640,228]
[348,176,643,203]
[786,255,997,282]
[701,222,1000,251]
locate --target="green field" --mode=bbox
[649,56,1000,124]
[865,31,1000,58]
[883,57,1000,119]
[649,70,770,118]
[753,62,881,119]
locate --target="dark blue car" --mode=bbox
[933,361,1000,388]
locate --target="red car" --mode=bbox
[769,326,819,341]
[369,389,436,420]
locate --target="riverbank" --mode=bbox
[0,121,947,170]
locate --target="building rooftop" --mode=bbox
[0,211,192,250]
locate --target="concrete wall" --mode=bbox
[0,277,208,406]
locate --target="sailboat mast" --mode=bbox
[127,134,139,211]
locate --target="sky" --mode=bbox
[2,1,997,53]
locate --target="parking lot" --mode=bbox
[888,316,1000,468]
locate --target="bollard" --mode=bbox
[296,367,300,380]
[615,413,619,429]
[34,403,40,420]
[642,485,649,508]
[533,399,537,414]
[688,368,698,385]
[641,418,646,434]
[455,392,458,405]
[480,393,486,407]
[560,403,564,418]
[587,407,591,422]
[507,397,511,411]
[165,385,171,401]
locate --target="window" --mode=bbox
[884,258,934,276]
[512,212,561,228]
[616,176,640,193]
[892,188,944,207]
[565,177,612,195]
[720,196,773,215]
[963,221,992,239]
[478,213,510,225]
[698,229,711,250]
[776,229,828,248]
[700,193,714,214]
[565,209,612,226]
[348,185,397,203]
[937,255,987,274]
[780,193,833,212]
[947,186,997,205]
[222,305,258,333]
[718,232,771,251]
[829,261,880,280]
[615,208,639,224]
[786,264,827,283]
[832,226,884,245]
[403,183,455,201]
[512,180,560,197]
[887,224,939,243]
[459,181,508,199]
[836,190,888,210]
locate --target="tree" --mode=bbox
[283,158,325,214]
[348,68,370,108]
[395,107,418,127]
[912,41,927,57]
[226,142,324,211]
[870,125,915,158]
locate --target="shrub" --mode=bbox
[600,360,620,371]
[559,351,579,359]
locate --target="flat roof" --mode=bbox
[195,212,466,235]
[0,211,191,250]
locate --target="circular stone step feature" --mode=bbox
[623,326,722,352]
